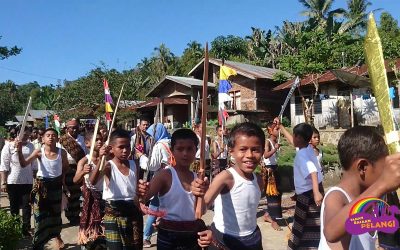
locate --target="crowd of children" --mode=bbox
[2,116,400,250]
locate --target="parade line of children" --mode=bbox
[3,117,400,249]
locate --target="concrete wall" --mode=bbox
[319,128,346,145]
[290,84,381,128]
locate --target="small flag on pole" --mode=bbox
[54,114,61,135]
[218,65,237,125]
[103,79,113,122]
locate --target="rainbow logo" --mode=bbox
[345,197,399,235]
[349,197,388,216]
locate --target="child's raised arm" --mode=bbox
[274,117,294,146]
[139,169,169,203]
[16,139,40,167]
[73,157,89,184]
[204,170,234,207]
[324,153,400,243]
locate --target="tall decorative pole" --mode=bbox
[195,43,209,219]
[365,12,400,154]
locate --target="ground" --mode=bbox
[0,192,296,250]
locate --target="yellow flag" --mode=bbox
[219,65,237,80]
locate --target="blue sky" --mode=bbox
[1,0,399,86]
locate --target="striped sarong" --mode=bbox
[288,183,324,250]
[104,200,143,250]
[78,184,104,245]
[31,176,63,249]
[64,164,82,223]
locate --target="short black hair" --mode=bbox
[228,122,265,150]
[139,116,151,124]
[109,129,130,143]
[44,128,59,136]
[171,128,199,149]
[293,123,313,142]
[312,127,320,135]
[215,125,222,131]
[338,126,388,170]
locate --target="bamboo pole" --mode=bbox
[84,119,100,181]
[195,43,209,219]
[99,82,125,171]
[18,96,32,140]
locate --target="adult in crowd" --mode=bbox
[0,127,36,236]
[59,119,87,225]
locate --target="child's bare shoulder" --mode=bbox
[324,187,349,211]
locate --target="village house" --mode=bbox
[137,75,216,127]
[273,58,400,129]
[135,59,290,126]
[188,58,290,123]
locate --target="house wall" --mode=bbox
[290,84,380,128]
[229,76,256,110]
[165,104,188,127]
[256,79,287,122]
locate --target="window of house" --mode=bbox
[229,91,241,110]
[295,95,322,115]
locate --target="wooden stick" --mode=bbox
[84,119,100,180]
[99,82,125,171]
[18,96,32,140]
[195,43,209,219]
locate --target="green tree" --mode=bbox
[0,36,22,60]
[0,81,19,125]
[210,35,248,60]
[178,41,203,75]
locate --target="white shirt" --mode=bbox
[159,167,196,221]
[103,160,137,201]
[196,135,210,159]
[0,142,37,184]
[319,187,377,250]
[139,139,171,172]
[37,147,63,178]
[264,139,277,166]
[213,168,261,237]
[294,145,323,194]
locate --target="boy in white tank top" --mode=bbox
[91,129,143,249]
[319,126,400,249]
[17,128,69,250]
[192,122,265,250]
[138,128,212,249]
[73,130,108,247]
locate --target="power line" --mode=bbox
[0,65,62,81]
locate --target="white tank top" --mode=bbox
[37,147,63,178]
[319,186,377,250]
[84,154,103,191]
[159,167,197,221]
[215,138,227,160]
[102,160,137,201]
[213,168,261,237]
[263,139,277,166]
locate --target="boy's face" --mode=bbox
[363,157,385,187]
[229,134,263,174]
[310,133,320,147]
[85,134,104,151]
[37,130,44,142]
[43,130,58,146]
[217,127,223,136]
[111,138,130,160]
[22,131,31,142]
[268,124,279,137]
[172,139,197,167]
[31,130,38,140]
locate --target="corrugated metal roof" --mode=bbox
[188,58,290,80]
[29,110,54,119]
[146,75,215,97]
[273,58,400,91]
[15,115,35,122]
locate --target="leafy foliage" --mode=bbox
[0,209,22,250]
[0,36,21,60]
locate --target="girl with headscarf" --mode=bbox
[137,123,173,248]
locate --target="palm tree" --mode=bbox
[338,0,378,35]
[299,0,345,28]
